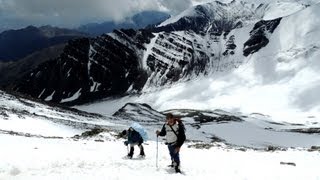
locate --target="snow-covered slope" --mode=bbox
[159,0,319,31]
[0,90,119,137]
[189,0,320,20]
[2,133,320,179]
[1,90,320,179]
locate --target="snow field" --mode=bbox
[1,134,319,180]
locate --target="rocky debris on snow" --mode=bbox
[280,162,296,166]
[94,139,105,142]
[0,108,9,119]
[0,129,63,139]
[265,145,287,152]
[286,127,320,134]
[188,143,216,149]
[81,127,105,137]
[308,146,320,152]
[210,135,226,143]
[72,127,120,142]
[164,109,244,124]
[73,128,105,139]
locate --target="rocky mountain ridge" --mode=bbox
[4,0,319,106]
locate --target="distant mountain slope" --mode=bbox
[4,0,320,109]
[78,11,170,36]
[0,25,87,62]
[0,44,65,86]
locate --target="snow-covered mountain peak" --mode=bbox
[159,0,319,33]
[158,0,261,33]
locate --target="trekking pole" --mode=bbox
[156,135,159,169]
[127,144,129,155]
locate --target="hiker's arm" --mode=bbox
[156,124,166,136]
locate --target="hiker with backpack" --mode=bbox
[156,113,186,173]
[122,122,147,159]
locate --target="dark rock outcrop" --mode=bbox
[164,109,244,124]
[113,103,165,123]
[243,18,281,56]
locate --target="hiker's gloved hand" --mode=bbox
[156,130,160,136]
[124,141,128,146]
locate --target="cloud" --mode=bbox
[0,0,170,30]
[159,0,193,14]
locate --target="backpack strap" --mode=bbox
[169,125,179,138]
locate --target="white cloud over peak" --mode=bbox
[0,0,194,31]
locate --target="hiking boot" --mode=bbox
[174,162,181,173]
[139,145,145,156]
[127,146,134,159]
[175,166,181,173]
[139,149,145,156]
[139,149,145,158]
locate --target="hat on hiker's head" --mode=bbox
[166,113,174,120]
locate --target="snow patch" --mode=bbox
[60,89,82,103]
[44,91,55,101]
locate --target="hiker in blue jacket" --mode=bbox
[156,113,186,173]
[122,127,145,159]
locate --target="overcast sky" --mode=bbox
[0,0,198,31]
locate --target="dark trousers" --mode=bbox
[168,144,180,166]
[128,143,144,156]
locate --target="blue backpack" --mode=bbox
[130,122,148,141]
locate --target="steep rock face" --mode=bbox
[143,28,244,87]
[12,30,154,104]
[13,38,90,103]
